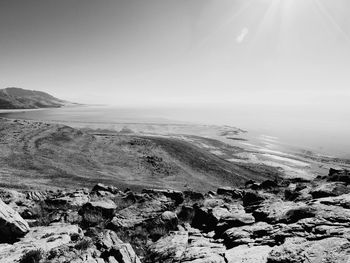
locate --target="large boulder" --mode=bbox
[0,199,30,242]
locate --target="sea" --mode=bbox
[0,105,349,158]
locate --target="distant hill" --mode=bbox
[0,87,74,109]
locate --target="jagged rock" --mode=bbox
[95,230,123,250]
[147,229,226,263]
[327,169,350,183]
[100,242,141,263]
[223,222,274,248]
[147,230,189,262]
[183,190,204,201]
[259,180,278,189]
[267,237,350,263]
[310,182,350,198]
[242,191,268,207]
[80,200,117,225]
[178,205,196,222]
[191,201,254,233]
[161,211,178,225]
[311,203,350,224]
[253,200,316,224]
[0,198,30,241]
[92,183,120,195]
[47,189,90,207]
[217,187,243,198]
[0,223,82,262]
[179,233,226,263]
[142,189,184,204]
[0,189,26,205]
[225,245,272,263]
[212,205,255,235]
[108,196,172,229]
[26,191,47,201]
[316,193,350,208]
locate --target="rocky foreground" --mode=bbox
[1,168,350,263]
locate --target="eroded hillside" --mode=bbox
[0,118,281,191]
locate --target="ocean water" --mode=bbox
[0,105,349,158]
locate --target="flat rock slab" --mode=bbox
[225,245,272,263]
[268,237,350,263]
[0,199,30,241]
[0,223,81,263]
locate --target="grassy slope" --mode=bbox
[0,118,281,192]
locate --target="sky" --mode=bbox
[1,0,350,154]
[0,0,349,105]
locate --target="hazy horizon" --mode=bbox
[1,0,350,147]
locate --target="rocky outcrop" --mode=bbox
[0,169,350,262]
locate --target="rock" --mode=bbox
[92,183,119,195]
[223,222,274,248]
[310,182,350,198]
[178,205,196,222]
[327,169,350,183]
[147,229,226,263]
[312,203,350,224]
[147,231,189,262]
[225,245,272,263]
[259,180,278,189]
[80,200,117,226]
[242,191,268,207]
[108,196,172,230]
[217,187,243,198]
[329,168,343,176]
[183,190,204,201]
[26,191,47,202]
[317,193,350,208]
[192,201,254,233]
[142,189,184,204]
[0,198,30,241]
[0,223,82,262]
[253,200,316,224]
[104,244,142,263]
[267,237,350,263]
[179,233,226,263]
[46,189,90,207]
[161,211,178,224]
[96,230,123,250]
[0,189,26,205]
[212,205,255,235]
